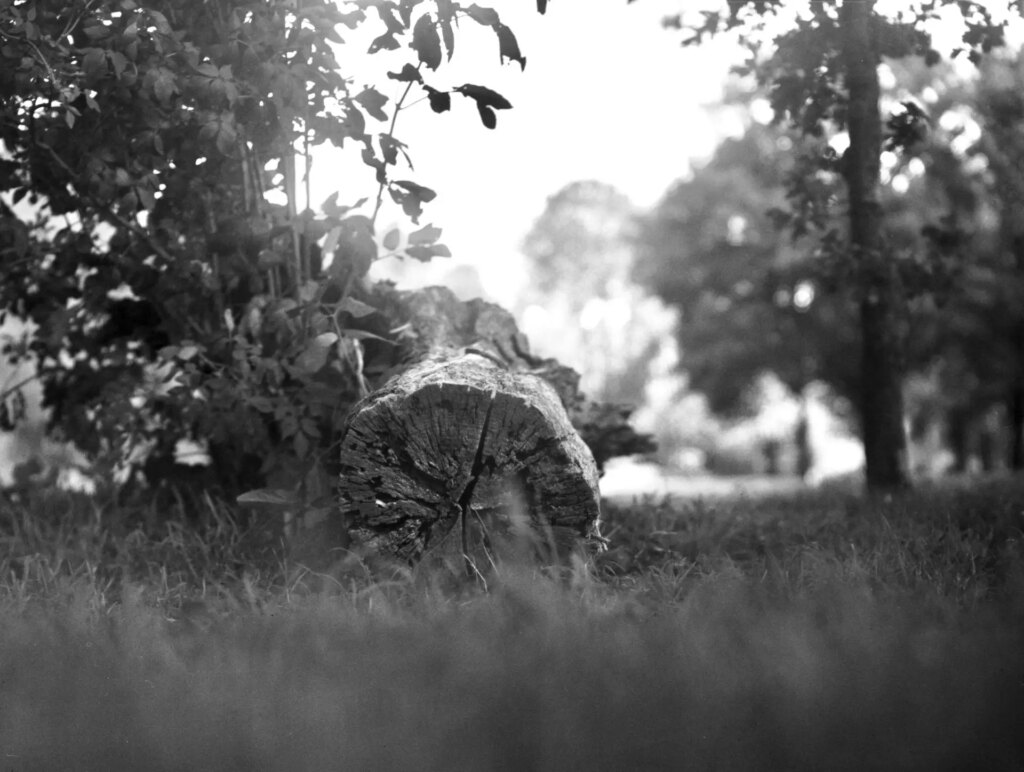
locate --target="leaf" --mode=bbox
[339,297,378,318]
[356,88,389,122]
[83,21,109,40]
[340,328,393,343]
[374,2,406,33]
[109,51,128,78]
[293,430,310,460]
[455,83,512,110]
[407,243,452,261]
[456,84,511,129]
[236,488,299,507]
[392,180,436,202]
[477,104,496,129]
[136,185,156,210]
[389,180,437,223]
[368,31,400,53]
[425,87,451,113]
[295,336,331,374]
[465,4,500,26]
[437,0,455,59]
[337,10,366,28]
[322,193,367,218]
[83,47,106,78]
[152,68,177,104]
[215,120,237,156]
[397,0,417,27]
[412,13,442,70]
[335,103,366,143]
[387,63,423,83]
[147,9,172,34]
[496,24,526,70]
[379,133,410,166]
[408,223,442,245]
[383,228,401,250]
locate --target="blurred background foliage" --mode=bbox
[519,38,1024,488]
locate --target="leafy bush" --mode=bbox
[0,0,547,501]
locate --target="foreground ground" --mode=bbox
[1,476,1023,770]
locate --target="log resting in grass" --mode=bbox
[338,351,603,566]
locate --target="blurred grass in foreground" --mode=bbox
[1,478,1023,770]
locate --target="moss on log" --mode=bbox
[338,351,603,566]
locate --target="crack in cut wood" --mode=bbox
[456,389,497,576]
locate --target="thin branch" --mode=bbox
[371,71,420,228]
[0,370,47,404]
[0,28,63,96]
[35,140,176,265]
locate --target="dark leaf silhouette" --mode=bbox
[390,179,437,222]
[496,24,526,70]
[355,88,389,122]
[425,87,451,113]
[455,84,512,110]
[387,63,422,83]
[456,84,511,128]
[465,4,500,26]
[368,31,400,53]
[409,223,442,245]
[477,104,496,129]
[412,14,442,70]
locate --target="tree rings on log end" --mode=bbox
[338,352,603,567]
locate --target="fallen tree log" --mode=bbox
[337,350,603,568]
[356,285,656,470]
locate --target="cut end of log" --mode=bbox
[337,352,603,567]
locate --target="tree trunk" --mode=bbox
[337,352,603,568]
[946,407,970,474]
[794,392,813,479]
[1009,386,1024,470]
[840,0,910,490]
[1010,234,1024,470]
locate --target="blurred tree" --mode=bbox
[518,180,664,463]
[653,0,1014,490]
[973,54,1024,468]
[520,180,671,408]
[637,122,859,478]
[902,50,1024,471]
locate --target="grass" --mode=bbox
[1,478,1023,770]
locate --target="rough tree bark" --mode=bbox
[840,0,910,490]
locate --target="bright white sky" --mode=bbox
[312,0,739,305]
[310,1,1022,306]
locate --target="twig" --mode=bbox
[370,69,420,228]
[0,29,62,95]
[35,141,176,265]
[0,370,45,403]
